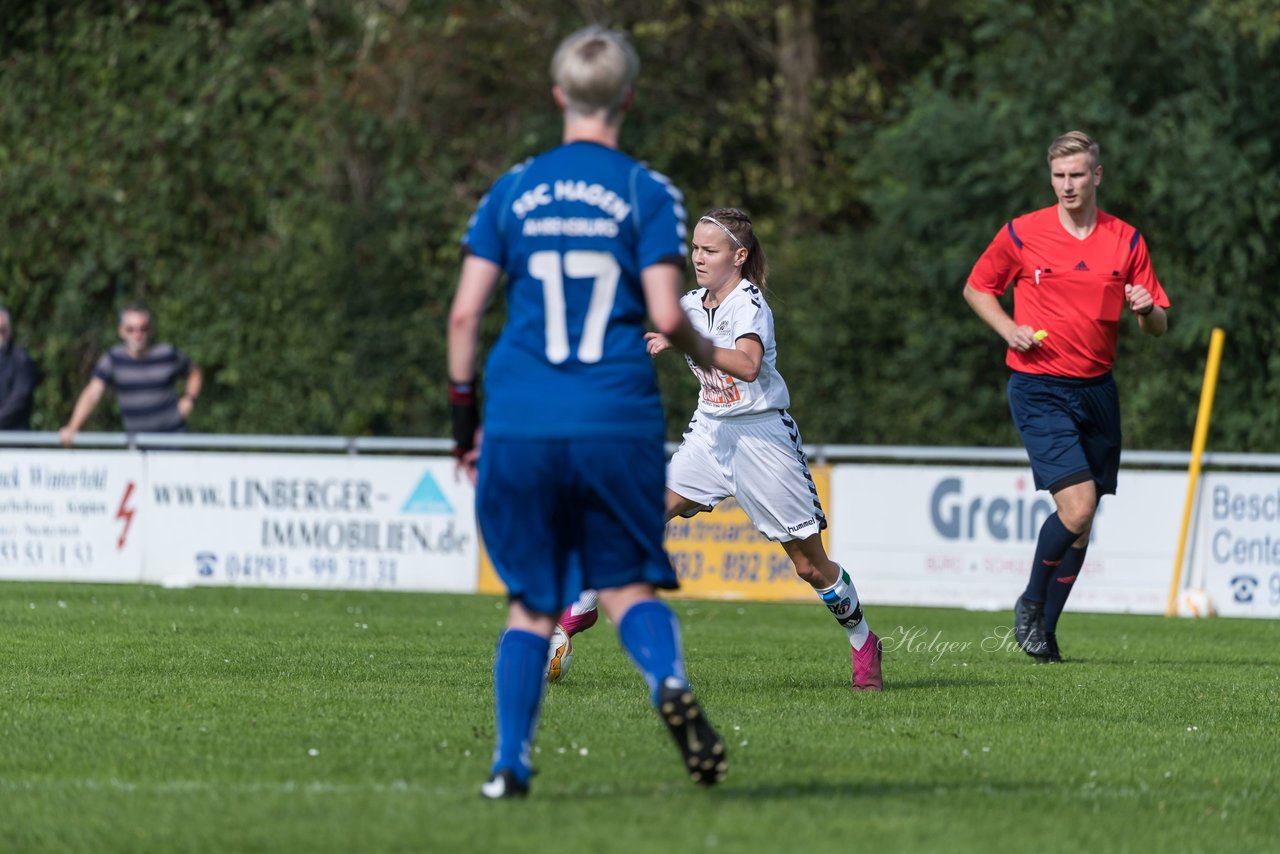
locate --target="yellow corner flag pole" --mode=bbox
[1166,327,1226,616]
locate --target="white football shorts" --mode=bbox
[667,409,827,542]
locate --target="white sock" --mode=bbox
[815,566,871,650]
[569,589,598,616]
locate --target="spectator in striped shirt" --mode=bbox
[59,302,203,446]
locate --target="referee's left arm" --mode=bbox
[1124,282,1167,337]
[1135,304,1167,337]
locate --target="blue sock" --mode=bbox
[1043,545,1086,632]
[490,629,549,783]
[1024,513,1079,603]
[617,600,687,705]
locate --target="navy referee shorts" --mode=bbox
[1007,370,1121,496]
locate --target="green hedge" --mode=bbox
[2,1,1275,450]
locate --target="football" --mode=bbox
[545,623,574,682]
[1178,588,1216,618]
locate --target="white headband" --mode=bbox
[699,215,744,249]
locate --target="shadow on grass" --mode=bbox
[868,675,1007,690]
[549,777,1052,801]
[1074,656,1278,667]
[729,671,1009,693]
[714,778,1052,801]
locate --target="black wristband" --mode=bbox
[449,380,479,458]
[1137,304,1154,317]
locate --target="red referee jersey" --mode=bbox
[968,206,1171,378]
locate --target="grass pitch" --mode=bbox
[2,582,1277,852]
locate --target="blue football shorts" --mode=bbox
[476,436,678,616]
[1007,370,1121,496]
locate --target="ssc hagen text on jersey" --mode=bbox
[512,179,633,238]
[462,142,688,441]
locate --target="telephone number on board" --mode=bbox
[669,550,793,583]
[195,552,399,586]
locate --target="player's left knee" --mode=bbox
[793,557,839,588]
[792,563,820,585]
[1061,505,1097,535]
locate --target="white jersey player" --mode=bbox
[562,207,884,692]
[680,277,790,417]
[666,275,820,542]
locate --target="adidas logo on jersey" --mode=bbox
[1074,260,1089,271]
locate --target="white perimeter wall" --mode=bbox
[1,448,1276,617]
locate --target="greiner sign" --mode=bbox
[831,465,1183,615]
[930,476,1057,542]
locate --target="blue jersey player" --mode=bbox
[446,25,725,799]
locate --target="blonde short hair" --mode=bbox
[1047,130,1100,167]
[550,26,639,121]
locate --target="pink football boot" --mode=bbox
[851,631,883,692]
[557,604,598,637]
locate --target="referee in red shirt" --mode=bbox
[964,131,1170,662]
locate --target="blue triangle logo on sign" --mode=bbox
[402,471,454,514]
